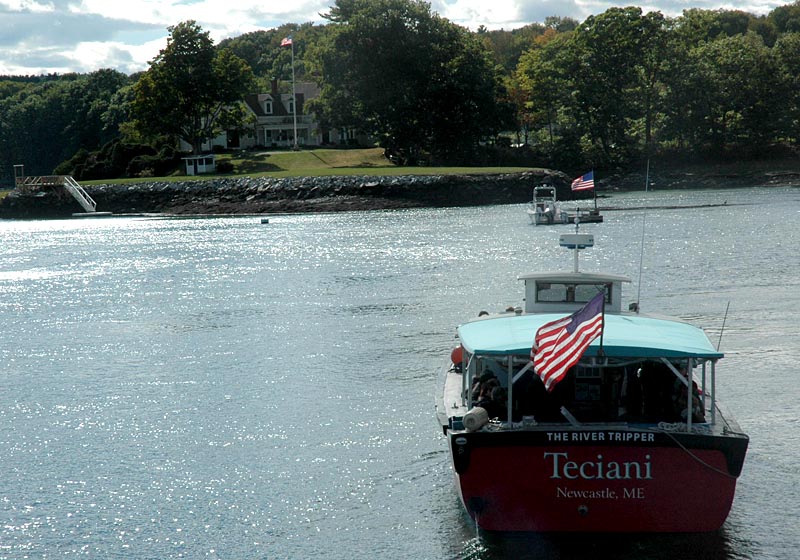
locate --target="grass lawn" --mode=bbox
[80,147,539,185]
[217,147,540,178]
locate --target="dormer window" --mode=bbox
[264,100,273,114]
[288,99,294,114]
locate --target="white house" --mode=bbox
[188,80,372,152]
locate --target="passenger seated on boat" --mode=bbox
[512,369,561,422]
[471,371,496,402]
[475,377,499,403]
[673,373,705,423]
[476,385,507,421]
[639,362,675,422]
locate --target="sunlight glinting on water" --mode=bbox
[0,186,798,559]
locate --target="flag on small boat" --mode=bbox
[571,171,595,191]
[531,290,605,391]
[280,36,293,47]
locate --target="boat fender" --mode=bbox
[463,407,489,432]
[450,345,463,366]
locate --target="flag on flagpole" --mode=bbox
[571,171,595,191]
[280,36,293,47]
[531,290,605,391]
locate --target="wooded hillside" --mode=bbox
[4,0,800,184]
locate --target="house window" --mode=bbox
[288,99,294,114]
[264,101,272,114]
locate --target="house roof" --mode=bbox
[244,92,306,117]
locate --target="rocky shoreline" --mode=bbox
[0,170,571,218]
[1,164,798,219]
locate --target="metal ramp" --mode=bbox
[62,176,97,213]
[14,167,98,213]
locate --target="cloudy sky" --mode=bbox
[0,0,788,76]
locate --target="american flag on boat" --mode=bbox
[571,171,595,191]
[531,290,605,391]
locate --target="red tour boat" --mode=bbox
[436,230,748,532]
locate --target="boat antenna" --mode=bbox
[635,159,650,312]
[717,301,731,351]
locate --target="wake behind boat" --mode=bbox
[436,229,748,533]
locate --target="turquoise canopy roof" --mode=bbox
[457,313,723,359]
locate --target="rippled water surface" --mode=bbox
[1,186,798,559]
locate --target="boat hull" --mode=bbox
[447,428,747,533]
[526,209,603,225]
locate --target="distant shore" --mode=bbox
[0,170,565,218]
[1,160,798,219]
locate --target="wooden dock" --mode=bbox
[14,165,106,216]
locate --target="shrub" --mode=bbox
[215,160,234,173]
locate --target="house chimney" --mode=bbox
[271,78,278,96]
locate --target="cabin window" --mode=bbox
[535,282,612,304]
[573,365,602,401]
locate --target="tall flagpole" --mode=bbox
[290,39,298,150]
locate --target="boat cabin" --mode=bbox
[519,233,630,314]
[444,233,722,432]
[519,271,630,314]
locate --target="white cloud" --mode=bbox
[0,0,793,75]
[1,0,54,12]
[434,0,527,29]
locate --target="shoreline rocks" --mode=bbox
[0,170,572,218]
[2,165,798,219]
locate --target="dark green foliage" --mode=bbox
[511,5,800,169]
[7,4,800,181]
[312,0,511,165]
[0,69,132,177]
[769,1,800,32]
[218,23,323,84]
[131,20,256,154]
[52,139,180,180]
[215,160,234,173]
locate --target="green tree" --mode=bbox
[515,32,574,157]
[218,23,322,87]
[664,32,788,154]
[132,21,255,154]
[481,24,548,73]
[311,0,509,164]
[567,7,661,165]
[773,32,800,142]
[0,70,130,177]
[635,12,671,155]
[544,16,579,33]
[769,1,800,33]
